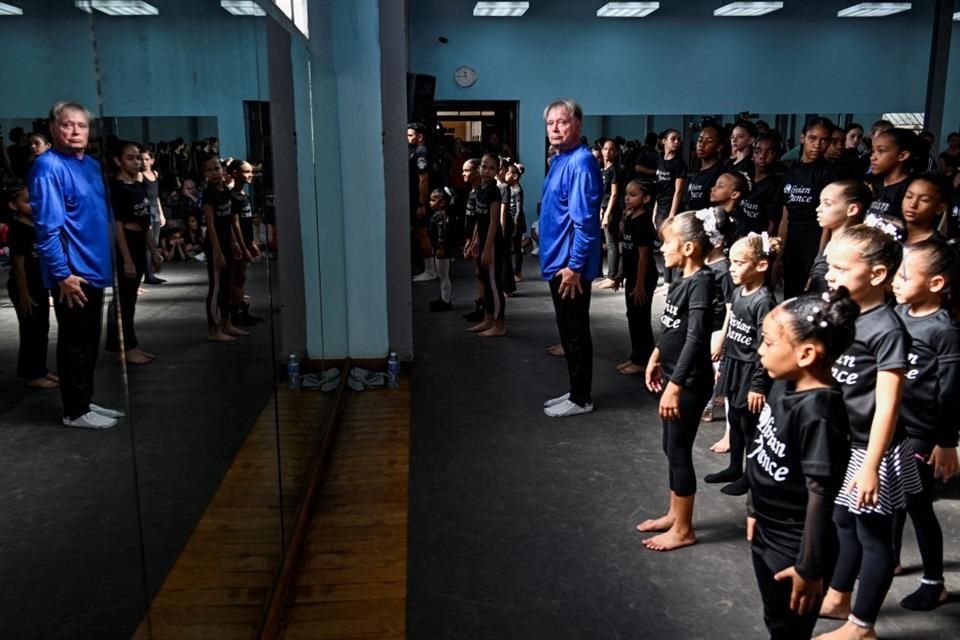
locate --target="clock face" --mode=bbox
[455,65,477,88]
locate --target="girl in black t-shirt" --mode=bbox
[807,180,871,294]
[818,225,922,638]
[744,134,783,237]
[597,139,621,287]
[106,142,161,365]
[890,239,960,611]
[612,180,658,375]
[202,155,247,342]
[683,124,725,211]
[654,129,687,231]
[903,173,949,247]
[706,233,780,497]
[467,153,506,338]
[427,188,454,312]
[867,128,920,221]
[228,160,262,326]
[5,186,57,389]
[505,163,526,281]
[696,207,734,427]
[727,121,756,177]
[747,288,858,640]
[710,171,751,241]
[938,132,959,177]
[640,212,715,552]
[779,117,838,299]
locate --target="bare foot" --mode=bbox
[642,526,697,552]
[124,352,153,365]
[46,373,60,383]
[819,590,852,620]
[814,621,877,640]
[479,327,506,337]
[133,348,156,360]
[547,344,565,357]
[616,359,634,370]
[208,331,237,343]
[636,514,675,533]
[27,377,58,389]
[469,322,494,333]
[709,434,731,454]
[223,323,250,337]
[620,363,644,375]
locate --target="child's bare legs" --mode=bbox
[547,343,565,357]
[642,493,697,551]
[208,322,237,342]
[819,589,852,620]
[469,314,494,333]
[479,319,506,337]
[636,491,676,533]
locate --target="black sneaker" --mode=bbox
[462,299,484,321]
[239,302,264,323]
[143,276,166,285]
[430,299,452,312]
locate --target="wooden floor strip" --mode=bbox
[279,380,409,640]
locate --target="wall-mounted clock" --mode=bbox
[454,65,477,88]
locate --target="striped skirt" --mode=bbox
[834,441,922,516]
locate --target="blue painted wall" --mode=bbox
[0,0,268,158]
[409,0,959,209]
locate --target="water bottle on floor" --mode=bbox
[287,354,300,391]
[387,352,400,389]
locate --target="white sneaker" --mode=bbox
[544,399,594,418]
[412,270,438,282]
[89,403,126,418]
[62,411,118,429]
[543,392,570,408]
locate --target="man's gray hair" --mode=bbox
[49,101,93,124]
[543,99,582,122]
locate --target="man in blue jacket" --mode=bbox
[29,101,122,429]
[539,99,602,418]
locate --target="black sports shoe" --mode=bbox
[143,276,166,285]
[462,298,484,321]
[430,299,452,312]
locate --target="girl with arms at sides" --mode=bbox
[140,148,166,285]
[747,288,858,640]
[743,133,784,237]
[639,212,715,551]
[596,139,621,289]
[106,142,161,365]
[654,128,687,232]
[467,153,506,337]
[228,159,262,326]
[728,121,757,176]
[817,225,922,640]
[683,123,725,212]
[778,117,838,299]
[706,233,780,497]
[612,179,658,375]
[890,238,960,611]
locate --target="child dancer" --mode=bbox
[640,212,715,551]
[597,139,621,288]
[711,171,751,240]
[683,124,725,211]
[807,180,872,293]
[699,207,733,427]
[505,163,526,282]
[228,159,262,326]
[866,128,919,221]
[654,129,687,231]
[818,225,922,640]
[742,133,784,237]
[891,238,960,611]
[202,155,247,342]
[428,187,454,312]
[706,233,780,496]
[612,179,658,375]
[748,288,858,640]
[467,153,506,337]
[903,173,948,246]
[5,186,57,389]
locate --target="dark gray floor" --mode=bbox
[407,258,960,639]
[0,261,281,639]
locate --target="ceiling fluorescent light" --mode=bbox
[0,2,22,15]
[714,2,783,17]
[75,1,158,15]
[597,2,660,18]
[473,2,529,17]
[221,0,265,16]
[837,3,911,18]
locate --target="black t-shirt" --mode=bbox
[409,143,429,209]
[601,165,618,209]
[719,285,776,405]
[659,268,715,390]
[203,185,235,246]
[727,155,754,177]
[866,178,909,221]
[807,248,829,293]
[473,182,502,247]
[741,174,783,232]
[782,160,837,232]
[7,218,45,296]
[231,188,254,243]
[896,306,960,447]
[110,179,151,226]
[834,149,864,181]
[939,151,960,175]
[683,162,724,211]
[655,155,688,215]
[708,259,734,331]
[619,210,657,285]
[498,181,513,236]
[950,186,960,239]
[748,382,849,543]
[832,304,910,447]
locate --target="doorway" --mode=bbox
[434,100,519,161]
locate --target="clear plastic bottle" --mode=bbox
[387,352,400,388]
[287,354,300,391]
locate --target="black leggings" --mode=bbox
[624,276,656,365]
[784,226,820,299]
[106,228,146,352]
[604,222,620,279]
[477,256,504,321]
[728,404,761,474]
[894,437,943,581]
[9,282,51,380]
[662,384,711,497]
[831,506,896,625]
[512,232,523,275]
[206,245,233,327]
[752,551,820,640]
